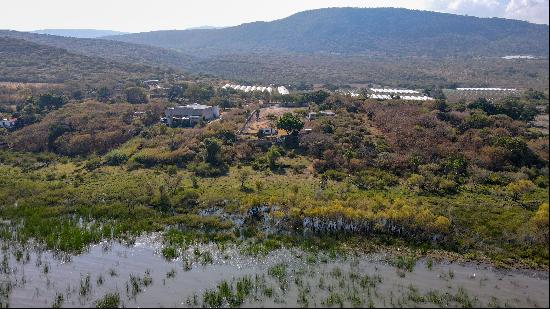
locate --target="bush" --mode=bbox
[324,169,347,181]
[104,151,129,166]
[407,173,459,195]
[191,162,228,177]
[506,179,536,201]
[172,189,200,208]
[462,111,493,129]
[95,293,120,308]
[125,87,149,104]
[354,169,399,190]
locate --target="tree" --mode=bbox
[238,169,251,190]
[125,87,149,104]
[168,84,188,102]
[255,180,264,192]
[468,98,497,114]
[276,113,304,135]
[497,97,537,121]
[210,96,233,109]
[266,146,281,170]
[97,86,113,102]
[203,138,222,165]
[185,84,214,102]
[37,93,67,110]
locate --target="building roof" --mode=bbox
[170,103,212,110]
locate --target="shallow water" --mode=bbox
[1,235,548,308]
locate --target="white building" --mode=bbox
[277,86,289,95]
[456,88,517,91]
[164,103,220,127]
[370,88,420,94]
[259,127,278,136]
[0,118,16,129]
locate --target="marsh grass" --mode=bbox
[268,263,289,291]
[166,269,177,279]
[201,276,261,308]
[95,292,120,308]
[127,270,153,299]
[79,274,91,297]
[393,255,417,272]
[51,292,64,308]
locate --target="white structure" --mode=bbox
[400,95,434,101]
[277,86,290,95]
[0,118,16,129]
[368,94,433,101]
[370,88,420,94]
[143,80,160,90]
[502,55,535,60]
[164,103,220,127]
[308,110,336,120]
[369,94,393,100]
[259,127,278,136]
[456,88,517,91]
[222,83,284,94]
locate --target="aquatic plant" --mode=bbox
[95,292,120,308]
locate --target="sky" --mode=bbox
[1,0,548,32]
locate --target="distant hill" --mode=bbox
[32,29,130,38]
[0,36,161,84]
[1,8,548,90]
[0,30,197,71]
[105,8,549,57]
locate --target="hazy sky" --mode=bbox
[1,0,548,32]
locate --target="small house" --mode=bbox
[165,103,220,127]
[258,127,278,137]
[308,110,335,120]
[319,110,336,117]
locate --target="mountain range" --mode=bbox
[32,29,129,39]
[105,8,549,57]
[1,8,548,88]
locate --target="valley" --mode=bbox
[0,5,548,308]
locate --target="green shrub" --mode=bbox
[190,162,228,177]
[96,292,120,308]
[354,169,399,190]
[105,151,128,166]
[324,169,348,181]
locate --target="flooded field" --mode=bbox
[1,234,548,308]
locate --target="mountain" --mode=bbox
[0,36,161,84]
[105,8,549,57]
[0,30,197,71]
[32,29,130,38]
[2,7,547,89]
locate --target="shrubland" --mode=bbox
[0,86,548,268]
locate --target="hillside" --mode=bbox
[190,53,549,89]
[0,37,160,84]
[0,30,196,71]
[32,29,130,38]
[105,8,549,57]
[2,7,548,89]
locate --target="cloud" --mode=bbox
[428,0,549,23]
[505,0,549,24]
[429,0,507,17]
